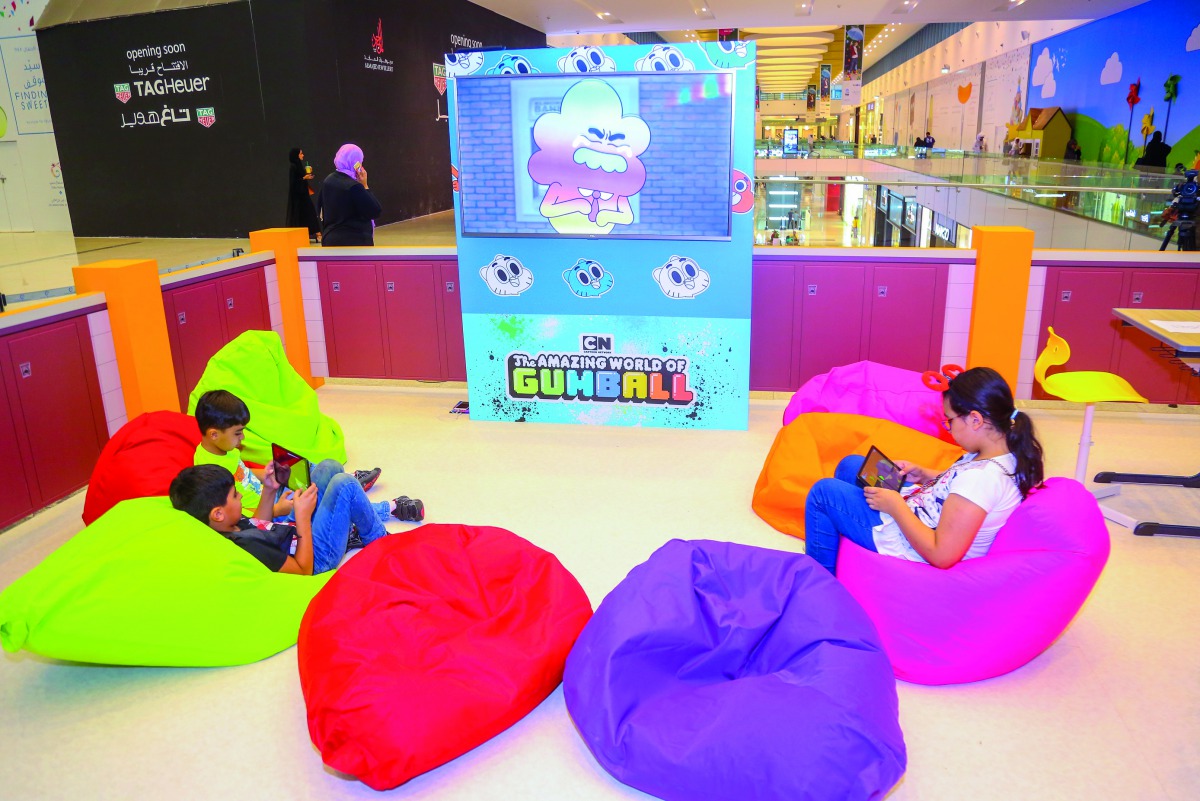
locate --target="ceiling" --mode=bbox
[469,0,1150,92]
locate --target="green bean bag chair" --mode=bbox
[0,497,329,667]
[187,331,346,487]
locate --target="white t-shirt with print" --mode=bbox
[872,452,1021,563]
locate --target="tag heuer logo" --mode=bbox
[196,107,216,127]
[114,83,131,103]
[433,63,447,96]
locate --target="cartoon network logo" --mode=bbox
[506,342,694,406]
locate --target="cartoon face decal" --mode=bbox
[558,46,615,73]
[445,51,484,77]
[705,41,752,70]
[480,255,534,297]
[635,45,694,72]
[528,80,651,235]
[653,256,710,300]
[563,259,615,298]
[487,54,537,75]
[731,169,755,213]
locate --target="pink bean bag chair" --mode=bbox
[82,411,201,525]
[836,478,1110,685]
[783,361,953,443]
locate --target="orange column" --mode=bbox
[249,228,322,389]
[966,226,1035,391]
[73,259,180,415]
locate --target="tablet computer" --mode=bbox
[271,443,310,488]
[856,445,904,491]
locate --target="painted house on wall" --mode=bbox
[1008,107,1071,159]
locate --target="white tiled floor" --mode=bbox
[0,387,1197,800]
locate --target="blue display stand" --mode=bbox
[446,42,756,429]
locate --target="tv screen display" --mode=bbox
[782,127,799,155]
[455,72,734,240]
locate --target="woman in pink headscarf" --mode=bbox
[317,144,382,246]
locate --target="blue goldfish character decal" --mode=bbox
[704,41,753,70]
[558,46,615,73]
[487,54,537,75]
[445,51,484,77]
[563,259,615,298]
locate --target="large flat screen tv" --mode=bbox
[454,72,735,240]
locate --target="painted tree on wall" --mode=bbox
[1162,75,1180,142]
[1124,79,1141,165]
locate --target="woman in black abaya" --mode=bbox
[286,148,321,242]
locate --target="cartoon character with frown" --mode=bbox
[527,79,651,235]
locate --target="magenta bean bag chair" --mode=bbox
[836,478,1110,685]
[565,539,906,801]
[82,411,201,525]
[784,360,953,443]
[298,523,593,791]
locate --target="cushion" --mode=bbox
[784,360,954,443]
[187,330,346,484]
[564,539,906,801]
[82,411,201,525]
[837,477,1110,685]
[298,523,593,791]
[753,412,963,540]
[0,497,329,667]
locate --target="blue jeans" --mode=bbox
[279,459,390,525]
[309,469,389,574]
[804,455,882,575]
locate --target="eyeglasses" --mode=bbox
[941,414,962,431]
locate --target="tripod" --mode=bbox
[1159,213,1195,251]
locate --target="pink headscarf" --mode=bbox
[334,144,364,179]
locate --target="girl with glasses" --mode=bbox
[804,367,1045,574]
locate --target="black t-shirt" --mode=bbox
[318,171,382,246]
[225,517,297,572]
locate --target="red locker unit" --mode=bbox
[163,264,272,409]
[795,263,866,388]
[0,315,109,528]
[1115,271,1200,403]
[749,260,797,391]
[322,262,388,378]
[439,263,467,381]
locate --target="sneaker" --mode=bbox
[391,496,425,523]
[346,523,363,550]
[354,468,382,492]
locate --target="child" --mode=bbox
[192,389,411,525]
[804,367,1045,575]
[170,464,420,574]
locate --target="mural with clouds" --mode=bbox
[1027,0,1200,167]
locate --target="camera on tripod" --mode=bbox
[1160,169,1197,251]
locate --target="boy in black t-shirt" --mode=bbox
[170,463,423,574]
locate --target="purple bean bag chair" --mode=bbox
[784,360,953,443]
[837,478,1110,685]
[564,539,906,801]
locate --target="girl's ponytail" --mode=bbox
[1005,410,1045,498]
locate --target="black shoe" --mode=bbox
[346,523,363,550]
[391,496,424,523]
[354,468,382,492]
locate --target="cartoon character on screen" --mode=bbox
[563,259,615,298]
[653,256,710,300]
[635,45,694,72]
[480,255,534,297]
[559,46,615,73]
[704,41,752,71]
[487,54,537,75]
[445,51,484,77]
[528,79,651,235]
[731,170,755,213]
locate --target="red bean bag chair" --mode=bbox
[298,523,593,791]
[82,411,201,525]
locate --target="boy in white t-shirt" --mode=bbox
[804,367,1045,574]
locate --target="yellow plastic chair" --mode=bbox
[1034,326,1147,484]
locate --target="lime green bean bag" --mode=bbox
[0,497,329,667]
[187,331,346,487]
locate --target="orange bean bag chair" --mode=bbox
[298,523,593,791]
[82,411,201,525]
[752,412,962,540]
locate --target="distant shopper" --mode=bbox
[769,229,781,246]
[1140,131,1171,169]
[915,135,927,158]
[1064,140,1083,161]
[318,144,382,247]
[924,132,936,150]
[974,134,987,153]
[286,148,321,243]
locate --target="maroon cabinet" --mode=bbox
[750,261,796,391]
[319,259,464,381]
[1115,271,1199,403]
[749,259,947,392]
[0,316,108,528]
[163,266,272,408]
[797,263,865,386]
